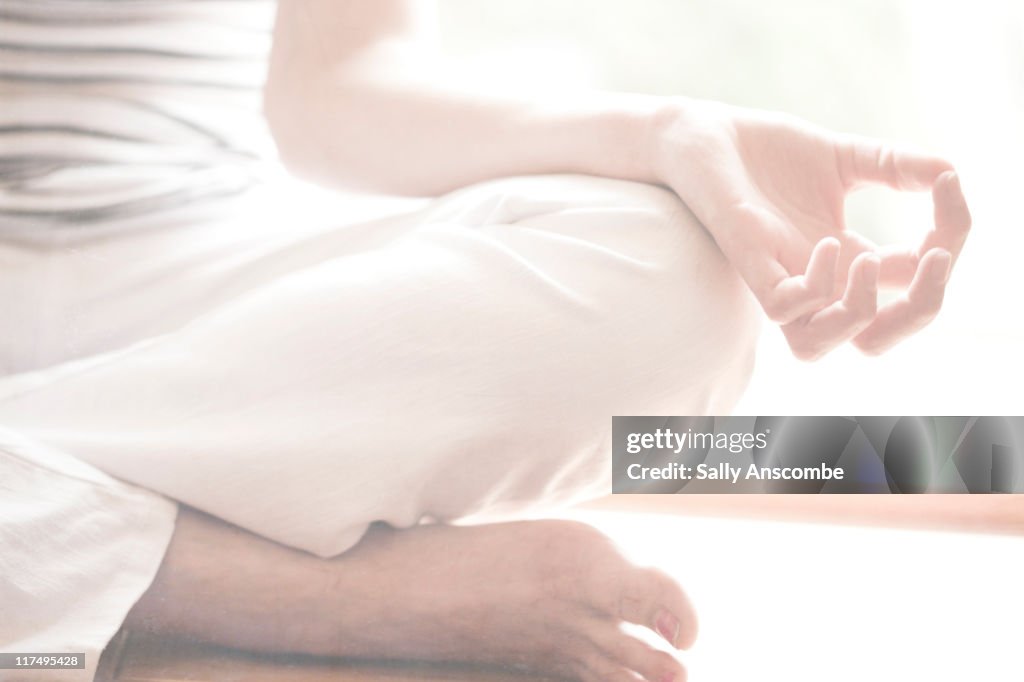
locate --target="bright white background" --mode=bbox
[564,508,1024,682]
[438,0,1024,414]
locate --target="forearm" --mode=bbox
[264,49,668,196]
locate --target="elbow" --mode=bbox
[262,65,441,197]
[263,76,321,180]
[262,74,401,194]
[263,68,352,185]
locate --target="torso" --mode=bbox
[0,0,278,240]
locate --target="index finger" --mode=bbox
[931,170,972,257]
[854,248,952,354]
[876,171,972,287]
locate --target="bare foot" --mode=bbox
[127,508,696,682]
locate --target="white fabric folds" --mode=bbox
[0,174,759,680]
[0,426,177,682]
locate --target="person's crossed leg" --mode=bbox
[0,174,759,682]
[131,508,697,682]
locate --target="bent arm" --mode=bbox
[265,1,971,360]
[265,0,665,195]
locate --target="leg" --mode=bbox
[2,175,757,681]
[129,505,697,682]
[0,174,759,558]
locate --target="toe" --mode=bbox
[575,652,648,682]
[587,564,698,650]
[588,622,687,682]
[534,521,698,652]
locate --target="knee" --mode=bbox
[416,175,760,519]
[613,178,761,414]
[506,174,761,415]
[419,173,760,415]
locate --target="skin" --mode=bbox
[125,2,975,680]
[128,507,697,682]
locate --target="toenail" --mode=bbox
[655,609,680,647]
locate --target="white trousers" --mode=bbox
[0,174,759,676]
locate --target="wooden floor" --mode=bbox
[581,493,1024,536]
[96,631,563,682]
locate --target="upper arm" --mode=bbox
[265,1,436,153]
[268,0,435,77]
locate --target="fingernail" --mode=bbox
[661,674,677,682]
[931,251,953,283]
[939,170,960,195]
[655,610,680,648]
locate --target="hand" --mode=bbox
[651,99,972,360]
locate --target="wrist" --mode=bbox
[597,93,669,184]
[545,92,675,184]
[647,96,733,185]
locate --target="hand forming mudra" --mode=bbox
[651,99,971,360]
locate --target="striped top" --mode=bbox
[0,0,278,240]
